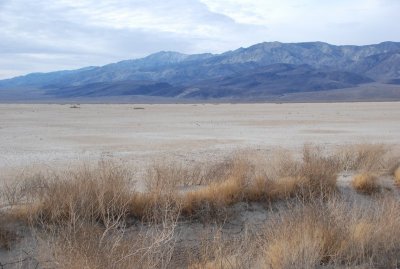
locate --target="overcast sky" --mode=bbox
[0,0,399,79]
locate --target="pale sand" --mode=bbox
[1,102,399,178]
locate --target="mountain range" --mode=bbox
[1,41,400,102]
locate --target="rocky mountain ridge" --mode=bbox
[1,41,400,100]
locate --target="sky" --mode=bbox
[0,0,399,79]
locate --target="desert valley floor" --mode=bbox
[1,102,400,179]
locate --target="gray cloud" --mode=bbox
[0,0,398,79]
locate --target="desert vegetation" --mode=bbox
[351,173,380,194]
[0,143,399,268]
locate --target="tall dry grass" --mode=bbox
[24,160,180,268]
[10,145,341,225]
[140,146,340,221]
[180,157,251,219]
[37,208,179,269]
[17,145,395,224]
[262,196,400,269]
[188,225,257,269]
[263,204,338,268]
[1,144,399,268]
[146,158,239,190]
[27,160,134,226]
[335,143,389,173]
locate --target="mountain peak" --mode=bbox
[144,51,189,63]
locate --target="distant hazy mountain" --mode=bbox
[1,41,400,101]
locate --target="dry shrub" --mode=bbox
[178,145,339,220]
[29,160,134,226]
[131,190,181,223]
[169,145,339,220]
[38,212,178,269]
[41,223,132,268]
[263,203,340,269]
[334,196,400,267]
[246,145,339,204]
[181,157,252,220]
[245,176,305,202]
[146,157,245,191]
[262,197,400,268]
[290,145,339,201]
[262,149,301,180]
[146,162,204,191]
[143,154,317,222]
[35,175,180,269]
[139,158,250,221]
[6,145,339,226]
[394,166,400,186]
[1,179,26,207]
[270,176,308,200]
[0,173,48,207]
[1,144,400,268]
[352,173,380,194]
[244,176,275,202]
[181,176,243,219]
[188,225,257,269]
[336,143,389,173]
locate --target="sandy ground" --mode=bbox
[1,102,400,179]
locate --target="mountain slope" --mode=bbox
[46,81,180,98]
[177,64,373,98]
[42,64,373,99]
[0,41,400,101]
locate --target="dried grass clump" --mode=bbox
[251,145,340,203]
[245,176,306,202]
[131,189,181,223]
[138,158,252,221]
[39,213,179,269]
[352,173,380,194]
[296,145,339,200]
[181,158,251,219]
[188,224,257,269]
[262,149,301,180]
[0,173,49,208]
[262,197,400,268]
[29,160,134,226]
[146,158,239,190]
[335,197,400,267]
[146,162,204,191]
[34,171,180,269]
[336,143,389,173]
[178,145,339,219]
[263,203,340,269]
[42,224,133,268]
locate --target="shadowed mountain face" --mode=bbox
[1,41,400,101]
[176,64,374,98]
